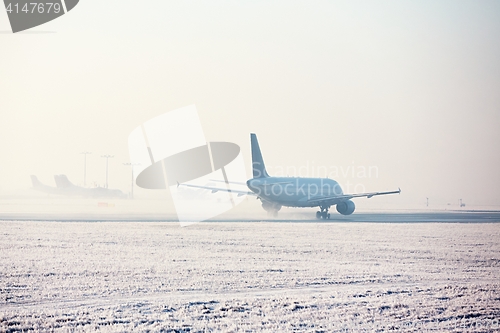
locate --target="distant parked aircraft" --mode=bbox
[180,134,400,219]
[30,175,60,195]
[31,175,126,198]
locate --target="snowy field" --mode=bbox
[1,221,500,332]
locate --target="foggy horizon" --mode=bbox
[1,1,499,208]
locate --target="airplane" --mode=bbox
[31,175,126,198]
[30,175,60,195]
[180,133,400,219]
[54,174,126,198]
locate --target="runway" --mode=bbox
[1,210,500,223]
[271,210,500,223]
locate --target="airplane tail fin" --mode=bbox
[54,174,74,188]
[251,133,269,178]
[30,175,41,188]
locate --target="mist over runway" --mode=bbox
[1,211,500,223]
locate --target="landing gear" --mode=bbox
[316,206,331,220]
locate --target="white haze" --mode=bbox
[1,1,500,211]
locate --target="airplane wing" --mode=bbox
[178,180,295,196]
[177,182,256,197]
[307,188,401,205]
[209,179,248,186]
[209,179,295,187]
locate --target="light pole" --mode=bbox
[123,163,140,199]
[80,151,91,187]
[101,155,114,188]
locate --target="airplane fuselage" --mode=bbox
[247,177,343,208]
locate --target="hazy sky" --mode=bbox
[1,1,499,206]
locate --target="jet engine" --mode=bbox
[336,200,355,215]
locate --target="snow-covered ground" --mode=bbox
[1,221,499,332]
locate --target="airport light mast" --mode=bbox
[123,162,140,199]
[101,155,114,188]
[80,151,91,187]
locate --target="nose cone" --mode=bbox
[333,183,344,196]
